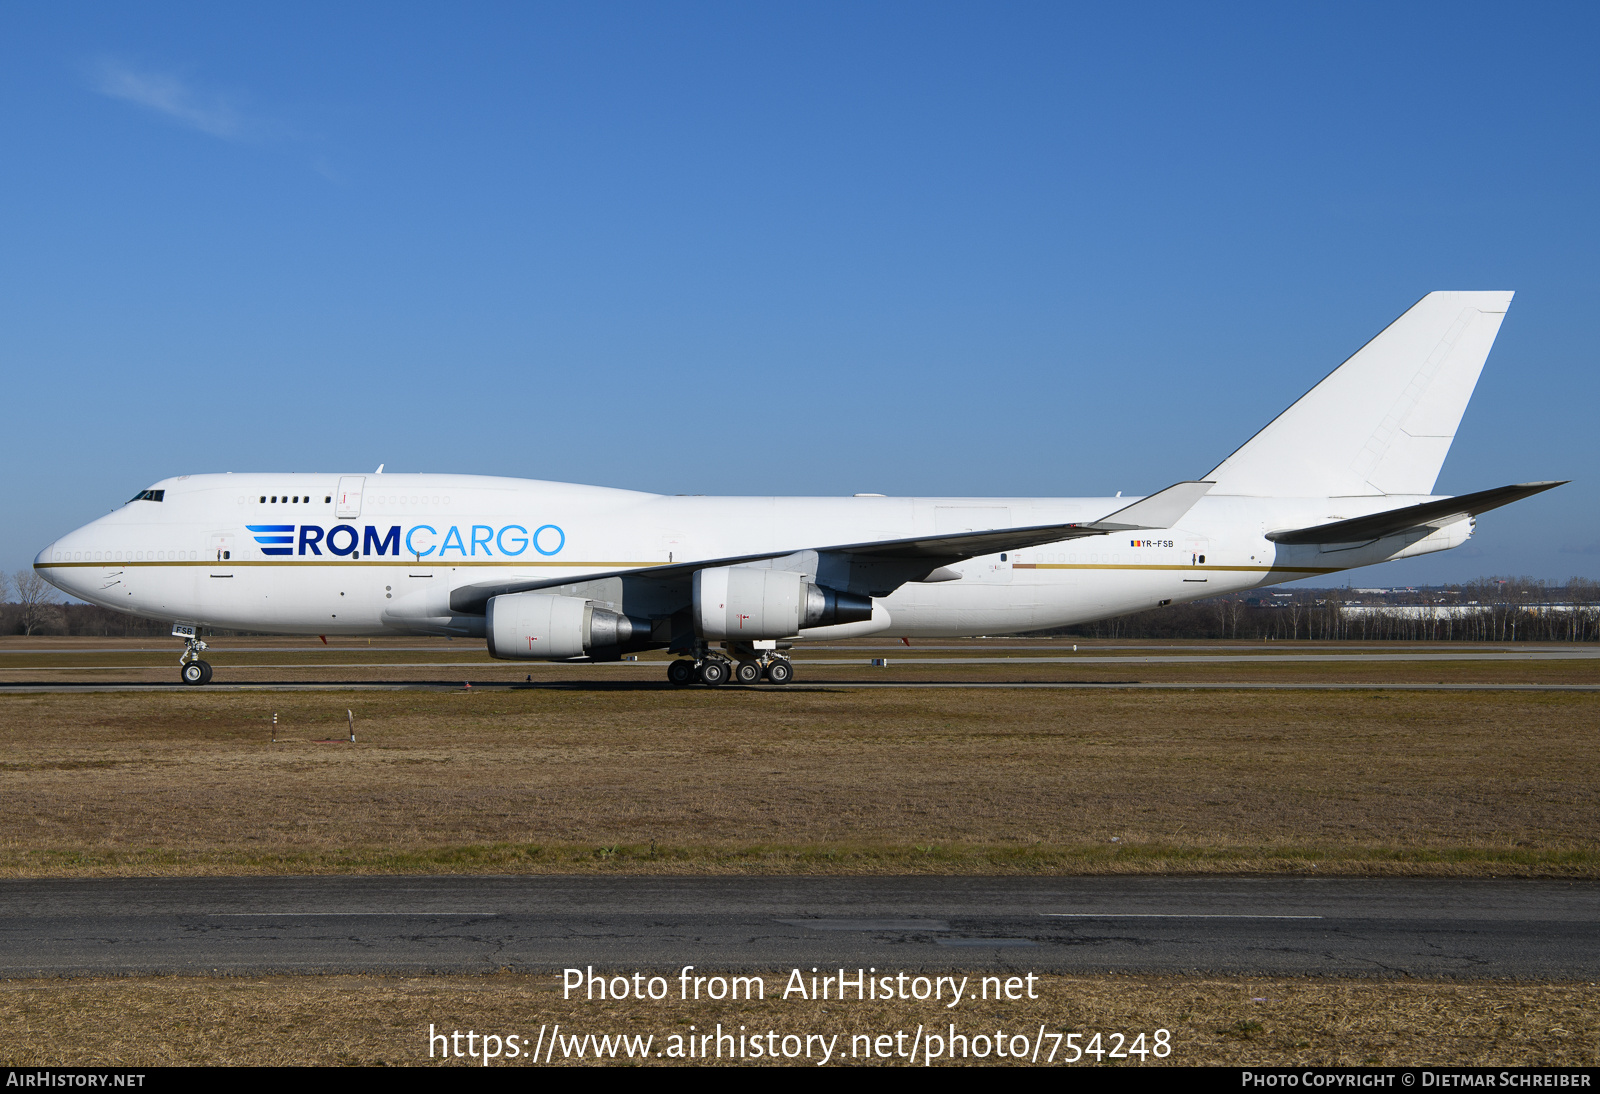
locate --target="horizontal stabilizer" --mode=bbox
[1265,481,1566,545]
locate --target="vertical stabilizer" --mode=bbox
[1206,291,1513,497]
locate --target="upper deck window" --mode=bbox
[127,489,165,503]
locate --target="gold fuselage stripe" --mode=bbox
[37,559,647,568]
[37,560,1342,575]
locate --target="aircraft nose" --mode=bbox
[34,539,78,597]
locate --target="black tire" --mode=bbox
[197,660,213,685]
[765,659,793,685]
[181,661,207,686]
[698,659,729,687]
[734,660,762,684]
[667,659,695,686]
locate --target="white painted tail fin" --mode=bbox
[1206,291,1513,498]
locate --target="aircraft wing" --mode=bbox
[1264,481,1566,545]
[815,480,1216,559]
[449,480,1214,613]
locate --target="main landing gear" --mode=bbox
[666,648,794,687]
[174,625,212,686]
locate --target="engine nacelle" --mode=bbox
[694,566,873,640]
[486,592,651,660]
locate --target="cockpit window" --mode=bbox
[127,489,165,503]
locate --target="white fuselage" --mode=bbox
[35,472,1466,639]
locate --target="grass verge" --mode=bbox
[3,841,1597,878]
[3,682,1595,879]
[1,973,1594,1066]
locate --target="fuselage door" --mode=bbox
[1182,535,1211,587]
[208,531,235,562]
[336,476,366,520]
[658,530,688,565]
[935,507,1013,585]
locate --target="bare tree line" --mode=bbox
[7,571,59,636]
[1,572,226,637]
[1052,577,1600,642]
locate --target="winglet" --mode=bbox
[1086,481,1214,532]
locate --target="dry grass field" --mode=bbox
[0,972,1593,1066]
[2,638,1596,1068]
[0,638,1595,876]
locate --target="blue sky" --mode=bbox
[2,3,1596,586]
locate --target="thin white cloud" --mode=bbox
[92,61,245,139]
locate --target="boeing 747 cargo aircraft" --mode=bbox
[34,292,1563,686]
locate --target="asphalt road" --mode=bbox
[2,876,1593,979]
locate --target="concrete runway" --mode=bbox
[3,649,1597,672]
[2,645,1594,691]
[2,876,1594,979]
[2,680,1596,692]
[0,642,1569,650]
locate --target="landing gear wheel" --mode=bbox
[667,659,696,687]
[697,659,729,687]
[175,628,211,684]
[734,660,762,685]
[765,659,793,685]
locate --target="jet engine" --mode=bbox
[693,566,873,640]
[486,592,652,660]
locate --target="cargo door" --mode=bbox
[936,506,1012,584]
[934,506,1011,535]
[658,530,689,565]
[336,477,366,520]
[1182,535,1211,588]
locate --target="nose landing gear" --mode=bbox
[174,624,212,686]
